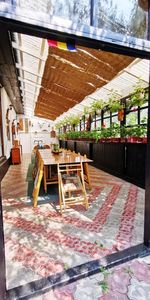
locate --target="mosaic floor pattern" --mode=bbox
[1,154,149,299]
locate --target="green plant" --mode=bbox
[83,106,91,117]
[67,115,80,127]
[126,113,137,126]
[98,267,110,294]
[108,92,123,113]
[129,81,147,107]
[64,263,69,270]
[94,241,104,248]
[122,125,147,138]
[99,267,110,278]
[98,281,109,294]
[90,99,105,115]
[58,133,67,140]
[133,125,147,137]
[141,116,147,124]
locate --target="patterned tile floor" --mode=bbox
[1,154,150,299]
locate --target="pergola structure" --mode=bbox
[0,0,150,299]
[6,33,149,123]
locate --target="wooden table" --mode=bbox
[39,149,92,193]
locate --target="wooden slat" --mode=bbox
[35,45,134,119]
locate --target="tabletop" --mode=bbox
[38,149,92,165]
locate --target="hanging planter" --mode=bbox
[118,108,124,121]
[90,99,105,116]
[108,93,123,113]
[129,81,147,107]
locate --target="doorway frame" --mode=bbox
[0,4,150,298]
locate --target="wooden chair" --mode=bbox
[83,154,92,189]
[32,158,44,208]
[58,162,88,214]
[32,149,41,179]
[43,144,50,149]
[33,145,38,154]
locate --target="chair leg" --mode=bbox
[33,189,38,208]
[80,168,89,210]
[85,195,89,210]
[58,177,63,214]
[43,166,47,193]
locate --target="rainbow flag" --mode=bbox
[47,40,76,51]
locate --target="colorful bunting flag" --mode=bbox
[47,40,76,51]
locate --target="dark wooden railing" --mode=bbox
[60,140,146,188]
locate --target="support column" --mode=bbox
[0,90,6,299]
[144,0,150,246]
[0,185,6,299]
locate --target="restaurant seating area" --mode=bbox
[1,151,145,291]
[0,2,150,298]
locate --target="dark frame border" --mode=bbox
[0,16,149,59]
[7,244,150,300]
[0,2,149,298]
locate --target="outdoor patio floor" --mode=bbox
[2,154,150,299]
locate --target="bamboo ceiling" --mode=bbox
[35,46,134,120]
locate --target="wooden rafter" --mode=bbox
[35,45,134,119]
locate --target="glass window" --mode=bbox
[103,111,110,128]
[112,115,119,125]
[96,117,101,129]
[52,0,91,25]
[140,107,148,124]
[126,111,138,126]
[91,121,95,130]
[14,0,148,48]
[103,118,110,128]
[96,0,148,39]
[81,121,84,131]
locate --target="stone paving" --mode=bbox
[1,154,150,299]
[31,255,150,300]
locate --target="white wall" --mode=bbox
[0,90,58,156]
[17,116,58,153]
[1,88,16,158]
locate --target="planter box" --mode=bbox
[120,138,127,143]
[142,137,147,143]
[109,138,121,143]
[98,138,111,143]
[98,138,120,143]
[127,137,143,143]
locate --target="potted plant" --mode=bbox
[90,99,105,116]
[108,93,124,113]
[125,125,147,143]
[128,81,147,108]
[68,114,80,131]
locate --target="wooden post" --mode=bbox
[144,0,150,246]
[0,186,6,300]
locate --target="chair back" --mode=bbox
[58,162,88,213]
[43,144,50,149]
